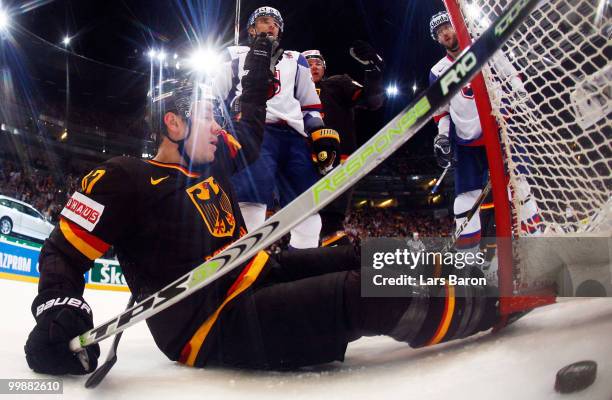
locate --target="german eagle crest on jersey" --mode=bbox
[186,177,236,237]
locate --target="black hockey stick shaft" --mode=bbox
[70,0,541,352]
[84,295,136,388]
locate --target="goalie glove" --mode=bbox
[433,134,452,169]
[310,128,340,175]
[349,40,384,73]
[241,32,284,105]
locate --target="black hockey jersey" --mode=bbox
[36,125,270,364]
[316,73,384,157]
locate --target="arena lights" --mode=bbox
[355,199,368,207]
[0,8,9,31]
[386,84,399,97]
[412,83,418,93]
[187,48,221,76]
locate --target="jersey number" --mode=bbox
[273,69,282,95]
[81,169,106,194]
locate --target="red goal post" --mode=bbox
[437,0,612,317]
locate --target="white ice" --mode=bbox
[2,278,611,400]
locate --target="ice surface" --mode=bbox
[2,278,611,400]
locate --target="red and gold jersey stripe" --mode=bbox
[178,251,269,366]
[146,160,200,178]
[59,218,110,260]
[322,231,347,247]
[480,202,495,210]
[218,130,242,159]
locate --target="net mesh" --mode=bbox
[454,0,611,237]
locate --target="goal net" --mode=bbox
[452,0,611,237]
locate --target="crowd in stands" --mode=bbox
[0,159,82,223]
[371,154,440,177]
[266,209,453,253]
[4,99,143,142]
[344,209,453,239]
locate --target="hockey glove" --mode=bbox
[241,32,283,105]
[433,134,453,169]
[310,128,340,175]
[349,40,384,73]
[25,291,100,375]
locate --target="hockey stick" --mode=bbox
[233,0,241,46]
[69,0,541,354]
[84,295,136,388]
[430,166,450,195]
[446,180,492,251]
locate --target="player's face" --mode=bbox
[436,23,459,51]
[182,101,221,164]
[251,16,280,39]
[308,58,325,83]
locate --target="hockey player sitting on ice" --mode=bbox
[24,35,527,374]
[215,6,340,249]
[428,11,543,281]
[302,46,384,247]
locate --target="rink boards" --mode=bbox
[0,234,128,291]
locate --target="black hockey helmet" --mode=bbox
[147,76,226,142]
[147,77,194,141]
[147,76,227,168]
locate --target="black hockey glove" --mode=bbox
[241,32,284,105]
[433,134,452,169]
[310,128,340,175]
[25,291,100,375]
[349,40,384,73]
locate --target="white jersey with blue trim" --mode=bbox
[215,46,323,137]
[430,52,524,145]
[429,55,482,144]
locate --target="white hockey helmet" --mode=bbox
[247,6,284,33]
[430,11,451,40]
[302,49,326,69]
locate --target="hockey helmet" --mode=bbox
[302,49,326,69]
[147,77,225,143]
[430,11,452,40]
[247,6,284,33]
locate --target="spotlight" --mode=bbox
[157,51,166,61]
[148,49,157,59]
[187,48,221,76]
[412,83,418,93]
[386,84,399,97]
[0,9,9,31]
[62,36,71,46]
